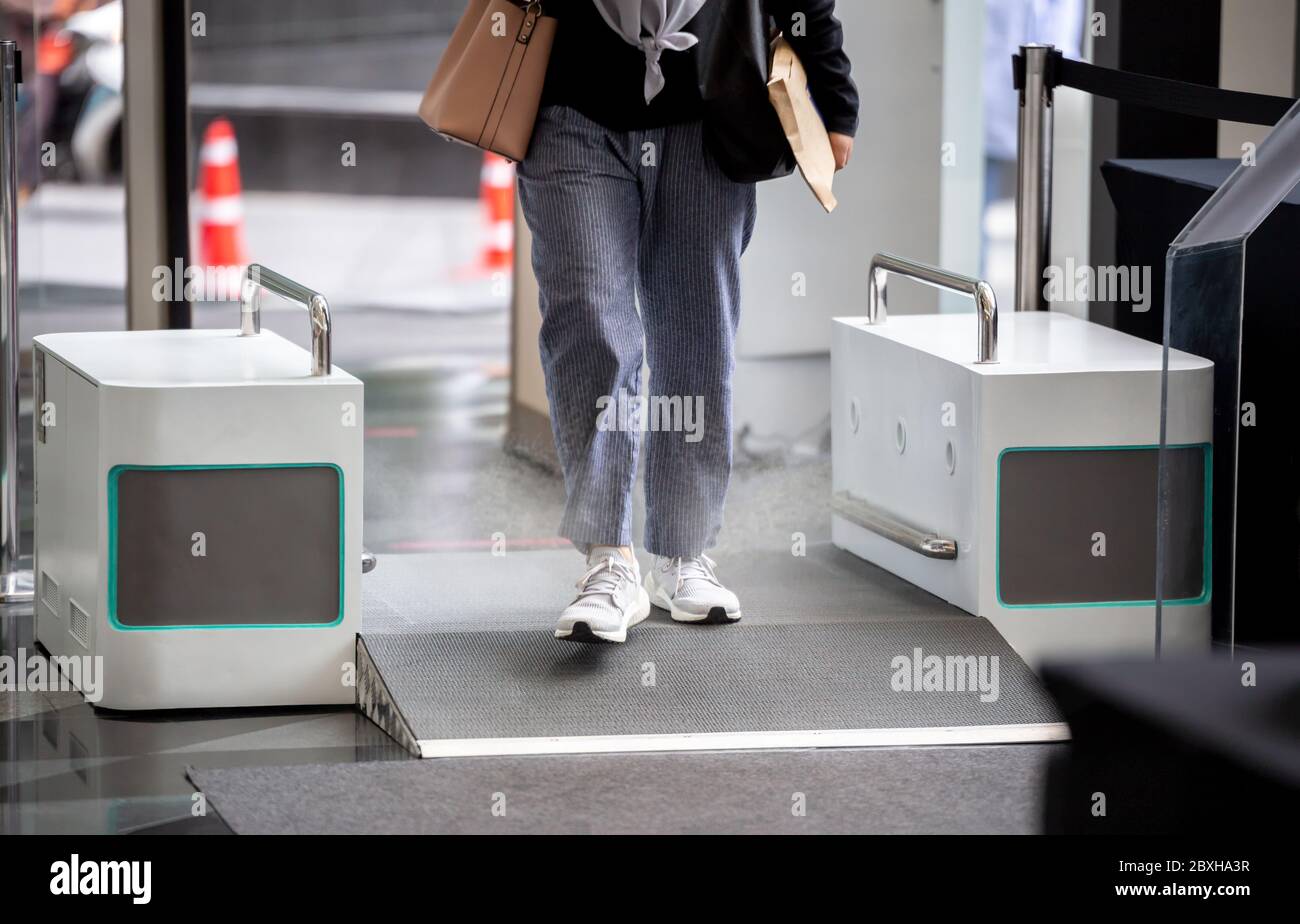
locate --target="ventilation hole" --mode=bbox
[40,571,60,617]
[68,599,89,647]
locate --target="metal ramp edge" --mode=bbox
[357,634,421,756]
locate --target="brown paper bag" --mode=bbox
[767,34,837,213]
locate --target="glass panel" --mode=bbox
[14,0,127,558]
[187,1,507,552]
[19,0,127,339]
[978,0,1089,306]
[1158,100,1300,651]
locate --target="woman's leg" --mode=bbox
[636,121,757,558]
[516,107,645,552]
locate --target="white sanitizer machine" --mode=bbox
[831,255,1213,668]
[33,267,363,710]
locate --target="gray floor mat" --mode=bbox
[360,542,1062,748]
[188,743,1063,834]
[363,618,1061,742]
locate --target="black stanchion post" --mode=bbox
[1015,43,1055,313]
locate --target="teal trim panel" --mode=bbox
[995,444,1212,609]
[107,463,345,630]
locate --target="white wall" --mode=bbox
[738,0,947,360]
[939,0,986,313]
[510,198,547,419]
[1218,0,1297,158]
[1049,88,1095,319]
[730,0,949,445]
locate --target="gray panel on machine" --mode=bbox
[113,466,341,627]
[997,447,1206,606]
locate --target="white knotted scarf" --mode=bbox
[591,0,709,103]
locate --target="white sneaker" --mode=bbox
[645,554,742,624]
[554,547,651,644]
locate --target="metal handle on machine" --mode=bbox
[832,491,958,561]
[239,264,332,376]
[866,253,999,364]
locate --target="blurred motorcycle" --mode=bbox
[38,0,122,183]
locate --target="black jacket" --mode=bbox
[766,0,858,136]
[538,0,859,137]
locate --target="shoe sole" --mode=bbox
[647,577,742,625]
[555,587,651,644]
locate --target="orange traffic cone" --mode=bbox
[479,152,515,272]
[196,118,247,299]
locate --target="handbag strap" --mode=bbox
[517,1,544,44]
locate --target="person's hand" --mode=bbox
[829,132,853,171]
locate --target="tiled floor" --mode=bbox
[0,637,409,834]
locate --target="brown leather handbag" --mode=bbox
[418,0,556,161]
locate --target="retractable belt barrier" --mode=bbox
[1013,48,1297,126]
